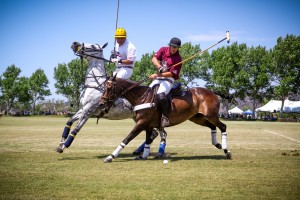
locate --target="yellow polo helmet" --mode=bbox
[115,28,127,38]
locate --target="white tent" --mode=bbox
[228,106,244,114]
[255,100,300,113]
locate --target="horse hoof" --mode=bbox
[226,151,232,160]
[55,147,64,153]
[103,156,113,163]
[154,153,164,159]
[215,143,222,149]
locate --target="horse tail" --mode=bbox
[213,90,233,100]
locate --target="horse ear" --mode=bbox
[112,72,117,81]
[102,42,108,49]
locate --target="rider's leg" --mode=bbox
[156,93,170,127]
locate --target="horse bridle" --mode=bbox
[100,80,121,112]
[71,42,111,89]
[100,77,148,112]
[72,42,112,63]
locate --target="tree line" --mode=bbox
[0,34,299,116]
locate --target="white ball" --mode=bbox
[163,160,168,164]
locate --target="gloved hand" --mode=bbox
[111,58,118,63]
[110,50,118,59]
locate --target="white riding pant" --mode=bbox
[149,78,174,95]
[113,67,133,80]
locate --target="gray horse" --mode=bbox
[55,42,165,155]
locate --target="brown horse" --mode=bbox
[99,75,232,163]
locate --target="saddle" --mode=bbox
[169,82,188,97]
[153,82,189,109]
[132,82,189,112]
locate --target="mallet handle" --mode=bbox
[172,37,226,68]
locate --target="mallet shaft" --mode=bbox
[172,32,230,67]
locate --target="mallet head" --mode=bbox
[226,31,230,43]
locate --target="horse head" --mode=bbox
[99,73,120,112]
[71,41,108,60]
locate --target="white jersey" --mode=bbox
[115,39,137,68]
[114,39,137,79]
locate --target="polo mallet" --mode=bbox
[113,0,120,51]
[110,0,120,63]
[172,31,230,67]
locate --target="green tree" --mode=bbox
[54,58,88,110]
[29,68,51,114]
[0,65,21,114]
[178,42,203,86]
[16,76,31,107]
[205,42,248,113]
[272,34,300,115]
[132,52,155,85]
[244,46,274,117]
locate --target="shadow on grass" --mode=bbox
[57,156,95,161]
[94,153,226,162]
[57,152,226,162]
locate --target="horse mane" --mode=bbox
[116,78,149,90]
[115,78,153,104]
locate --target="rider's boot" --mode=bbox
[157,93,170,128]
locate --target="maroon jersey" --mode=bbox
[154,47,182,80]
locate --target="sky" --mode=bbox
[0,0,299,101]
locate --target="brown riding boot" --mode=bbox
[157,93,170,128]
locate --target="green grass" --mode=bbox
[0,116,299,199]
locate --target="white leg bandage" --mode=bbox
[221,132,228,149]
[112,142,126,157]
[211,130,218,145]
[142,144,150,159]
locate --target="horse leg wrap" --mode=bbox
[133,130,159,155]
[133,142,146,154]
[64,130,78,148]
[157,129,167,155]
[62,121,73,138]
[221,132,228,149]
[211,130,218,145]
[112,142,126,158]
[142,144,151,159]
[158,141,166,155]
[159,129,167,142]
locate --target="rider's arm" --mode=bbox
[149,71,173,79]
[152,56,161,70]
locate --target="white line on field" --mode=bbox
[264,129,300,143]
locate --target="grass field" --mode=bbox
[0,116,299,200]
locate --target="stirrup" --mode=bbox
[161,115,170,127]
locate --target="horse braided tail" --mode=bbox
[213,90,233,100]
